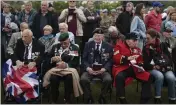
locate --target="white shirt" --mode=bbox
[95,41,102,51]
[24,42,32,59]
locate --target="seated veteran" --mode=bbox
[80,28,113,104]
[112,32,153,104]
[12,29,45,70]
[43,33,82,104]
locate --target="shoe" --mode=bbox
[169,99,176,104]
[154,98,161,104]
[98,97,106,104]
[119,98,127,104]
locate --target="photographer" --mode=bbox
[143,29,176,104]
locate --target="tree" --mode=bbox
[53,1,68,14]
[32,1,41,11]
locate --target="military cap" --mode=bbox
[93,28,104,35]
[125,32,139,40]
[59,33,69,41]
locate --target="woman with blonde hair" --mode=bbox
[38,25,55,53]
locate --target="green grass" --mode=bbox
[40,80,169,104]
[1,80,170,104]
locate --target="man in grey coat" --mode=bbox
[7,22,29,55]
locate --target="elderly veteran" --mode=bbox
[112,32,153,104]
[43,33,82,104]
[80,28,113,104]
[12,29,45,70]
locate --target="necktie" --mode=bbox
[24,45,29,61]
[94,44,101,63]
[96,44,100,51]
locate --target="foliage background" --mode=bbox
[5,1,176,14]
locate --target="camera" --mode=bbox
[154,54,173,72]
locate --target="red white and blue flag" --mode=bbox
[2,59,39,103]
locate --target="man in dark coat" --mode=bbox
[12,29,45,72]
[32,1,58,39]
[80,28,113,104]
[47,33,80,104]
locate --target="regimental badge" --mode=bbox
[35,52,39,56]
[133,49,138,53]
[114,50,119,55]
[102,48,105,53]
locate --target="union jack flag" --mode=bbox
[2,59,39,103]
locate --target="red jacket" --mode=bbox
[112,40,150,87]
[145,10,162,32]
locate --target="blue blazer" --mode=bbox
[82,40,113,72]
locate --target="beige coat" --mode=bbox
[59,8,87,36]
[43,67,83,97]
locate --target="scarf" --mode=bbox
[42,34,54,40]
[145,38,161,56]
[3,12,12,26]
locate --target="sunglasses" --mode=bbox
[69,1,75,2]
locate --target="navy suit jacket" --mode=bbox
[82,41,113,72]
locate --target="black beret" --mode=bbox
[93,28,104,35]
[59,33,69,41]
[48,3,53,8]
[125,32,139,40]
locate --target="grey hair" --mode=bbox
[59,23,68,29]
[41,1,48,7]
[25,1,32,6]
[108,26,118,33]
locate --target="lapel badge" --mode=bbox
[133,49,138,53]
[102,48,105,53]
[114,50,119,55]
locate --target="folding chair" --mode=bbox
[82,77,113,103]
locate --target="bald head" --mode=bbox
[22,29,33,45]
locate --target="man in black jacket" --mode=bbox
[80,28,113,104]
[32,1,58,39]
[47,33,80,104]
[12,29,45,72]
